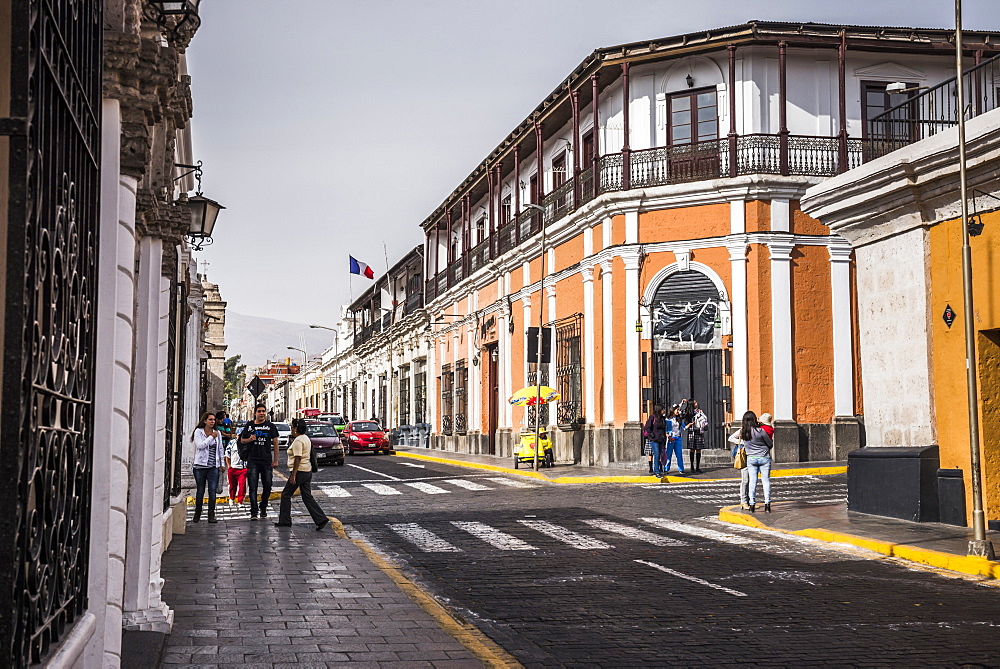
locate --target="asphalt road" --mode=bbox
[227,454,1000,666]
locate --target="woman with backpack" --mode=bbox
[687,400,709,473]
[643,405,668,477]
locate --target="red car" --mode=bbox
[343,420,391,455]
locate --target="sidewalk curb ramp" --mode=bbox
[327,517,522,668]
[718,505,1000,582]
[394,450,846,484]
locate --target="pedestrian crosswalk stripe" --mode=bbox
[363,483,403,495]
[518,520,612,549]
[388,523,462,552]
[485,477,534,488]
[318,485,352,497]
[403,482,450,495]
[450,521,537,550]
[640,517,761,545]
[444,479,492,491]
[635,559,748,597]
[581,519,688,546]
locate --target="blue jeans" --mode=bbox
[664,437,684,473]
[650,441,665,476]
[246,460,273,517]
[192,466,220,517]
[746,456,772,504]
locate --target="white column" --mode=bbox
[600,260,614,423]
[624,208,639,244]
[581,266,596,425]
[769,240,795,420]
[727,240,749,415]
[468,324,479,431]
[770,198,790,232]
[601,215,613,250]
[122,236,172,634]
[622,250,641,421]
[427,336,437,434]
[522,296,532,405]
[545,284,557,425]
[829,244,855,416]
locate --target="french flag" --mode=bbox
[349,255,375,279]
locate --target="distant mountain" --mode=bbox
[225,312,336,369]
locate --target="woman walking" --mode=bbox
[740,410,774,512]
[663,405,686,475]
[275,418,330,530]
[687,400,709,473]
[192,412,226,523]
[643,405,668,477]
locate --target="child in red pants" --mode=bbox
[225,440,247,503]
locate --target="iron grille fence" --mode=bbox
[454,360,468,434]
[554,315,584,428]
[869,53,1000,156]
[440,365,454,435]
[414,371,427,424]
[2,1,102,664]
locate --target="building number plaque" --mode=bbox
[942,304,956,328]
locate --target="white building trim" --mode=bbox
[828,243,856,416]
[768,238,796,420]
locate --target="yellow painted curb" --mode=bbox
[393,451,661,484]
[327,517,521,668]
[718,506,1000,581]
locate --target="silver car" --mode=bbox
[273,421,292,445]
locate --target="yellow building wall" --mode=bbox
[746,243,773,415]
[639,202,730,242]
[791,244,835,423]
[929,210,1000,524]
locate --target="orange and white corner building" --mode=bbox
[406,21,992,466]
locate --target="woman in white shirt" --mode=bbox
[274,418,329,530]
[192,412,226,523]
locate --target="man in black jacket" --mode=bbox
[239,403,280,520]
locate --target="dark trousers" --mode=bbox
[193,466,220,517]
[277,471,328,526]
[246,460,273,516]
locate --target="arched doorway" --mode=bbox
[648,269,727,450]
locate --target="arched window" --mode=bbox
[650,270,720,347]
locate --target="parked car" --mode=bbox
[342,420,390,455]
[304,420,345,466]
[316,413,348,435]
[273,421,292,445]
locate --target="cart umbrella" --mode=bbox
[508,385,560,406]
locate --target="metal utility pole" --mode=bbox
[955,0,994,559]
[523,203,547,472]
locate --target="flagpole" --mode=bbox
[383,243,394,434]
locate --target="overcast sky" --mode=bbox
[186,0,999,323]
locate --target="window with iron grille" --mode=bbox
[555,315,584,428]
[440,364,454,434]
[501,194,512,222]
[399,368,411,426]
[351,381,358,421]
[455,359,468,434]
[414,371,427,423]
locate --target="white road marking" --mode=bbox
[362,483,403,495]
[403,481,450,495]
[398,462,426,468]
[640,518,761,545]
[445,479,492,491]
[518,520,612,549]
[347,463,401,480]
[388,523,461,552]
[635,559,747,597]
[485,477,534,488]
[451,521,537,550]
[318,485,352,497]
[582,519,687,546]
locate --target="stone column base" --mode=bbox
[122,603,173,634]
[772,420,803,463]
[831,415,863,460]
[621,421,643,464]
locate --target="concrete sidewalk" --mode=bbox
[158,513,518,667]
[720,500,1000,582]
[392,446,846,483]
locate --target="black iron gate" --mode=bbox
[1,0,102,664]
[652,350,725,450]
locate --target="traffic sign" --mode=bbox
[246,375,266,398]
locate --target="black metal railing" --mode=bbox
[496,220,517,255]
[469,239,491,273]
[869,53,1000,157]
[517,207,538,241]
[405,290,423,315]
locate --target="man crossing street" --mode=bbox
[239,403,280,519]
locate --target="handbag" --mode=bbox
[733,446,748,470]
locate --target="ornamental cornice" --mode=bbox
[135,188,191,243]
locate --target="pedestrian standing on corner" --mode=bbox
[275,418,330,531]
[729,426,750,509]
[239,403,280,520]
[740,410,774,513]
[192,412,226,523]
[663,405,686,475]
[687,400,709,473]
[643,404,668,477]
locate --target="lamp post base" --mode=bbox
[968,539,995,560]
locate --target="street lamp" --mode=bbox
[144,0,202,45]
[309,324,339,355]
[287,346,306,368]
[174,162,224,251]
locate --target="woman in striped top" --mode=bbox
[192,412,226,523]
